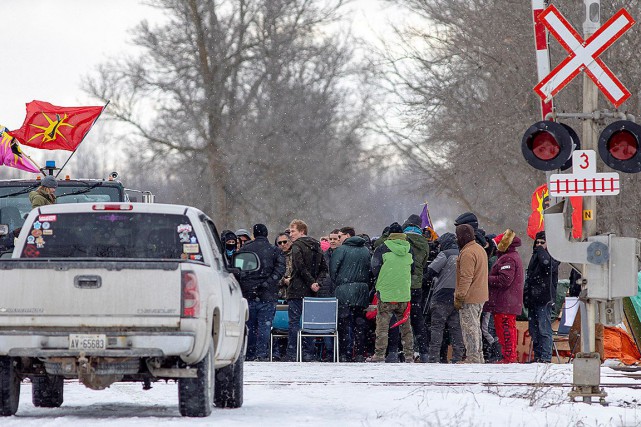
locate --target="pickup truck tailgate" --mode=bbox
[0,261,183,328]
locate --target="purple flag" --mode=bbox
[420,202,433,229]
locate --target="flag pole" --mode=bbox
[55,100,110,178]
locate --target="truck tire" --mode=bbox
[32,375,64,408]
[214,334,245,408]
[178,343,214,417]
[0,357,20,416]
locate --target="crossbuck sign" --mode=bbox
[534,5,635,108]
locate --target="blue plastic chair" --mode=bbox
[297,297,339,362]
[269,301,289,361]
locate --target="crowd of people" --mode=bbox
[223,212,562,364]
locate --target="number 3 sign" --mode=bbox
[549,150,621,197]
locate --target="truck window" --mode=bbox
[20,212,204,261]
[0,184,123,231]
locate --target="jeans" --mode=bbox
[247,300,276,360]
[286,299,315,361]
[528,304,553,362]
[410,288,429,354]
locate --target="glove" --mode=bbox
[454,296,464,310]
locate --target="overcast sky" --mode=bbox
[1,0,399,128]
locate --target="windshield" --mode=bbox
[20,212,203,260]
[0,184,122,232]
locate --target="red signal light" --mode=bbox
[531,132,561,161]
[522,121,576,171]
[607,130,638,161]
[598,121,641,173]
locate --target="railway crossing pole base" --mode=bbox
[569,352,608,405]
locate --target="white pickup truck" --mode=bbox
[0,202,253,417]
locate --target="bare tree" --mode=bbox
[83,0,369,231]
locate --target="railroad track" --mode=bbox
[245,379,641,388]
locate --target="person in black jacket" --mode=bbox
[285,219,328,362]
[524,231,560,363]
[238,223,286,361]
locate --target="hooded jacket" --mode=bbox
[238,236,286,302]
[484,234,524,315]
[330,236,372,307]
[425,232,459,304]
[371,233,413,302]
[454,224,489,305]
[524,231,560,308]
[288,236,328,300]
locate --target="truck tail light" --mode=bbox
[182,271,200,318]
[92,204,134,211]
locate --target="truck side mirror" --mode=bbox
[231,252,260,272]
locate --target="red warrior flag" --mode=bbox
[8,100,105,151]
[527,184,582,240]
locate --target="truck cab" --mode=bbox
[0,174,154,253]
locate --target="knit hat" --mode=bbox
[454,212,478,230]
[252,223,268,238]
[535,231,546,241]
[496,229,516,253]
[235,228,251,239]
[388,222,403,234]
[402,214,422,230]
[41,176,58,189]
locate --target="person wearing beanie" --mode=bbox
[402,214,431,362]
[454,224,488,363]
[424,232,465,363]
[29,175,58,208]
[367,222,415,363]
[235,228,252,249]
[524,230,560,363]
[484,229,524,364]
[454,212,487,248]
[238,223,286,361]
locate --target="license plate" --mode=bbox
[69,334,107,350]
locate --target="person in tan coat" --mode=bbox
[454,224,489,363]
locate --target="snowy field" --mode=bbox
[4,362,641,426]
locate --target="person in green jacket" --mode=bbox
[366,222,414,363]
[29,176,57,208]
[330,227,371,362]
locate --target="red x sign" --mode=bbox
[534,5,635,108]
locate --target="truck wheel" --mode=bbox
[0,357,20,416]
[214,335,245,408]
[178,343,214,417]
[32,375,64,408]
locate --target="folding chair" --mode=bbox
[297,297,339,362]
[269,301,289,361]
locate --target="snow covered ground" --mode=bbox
[4,362,641,426]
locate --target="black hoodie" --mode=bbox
[288,236,328,299]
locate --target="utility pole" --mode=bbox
[575,0,604,404]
